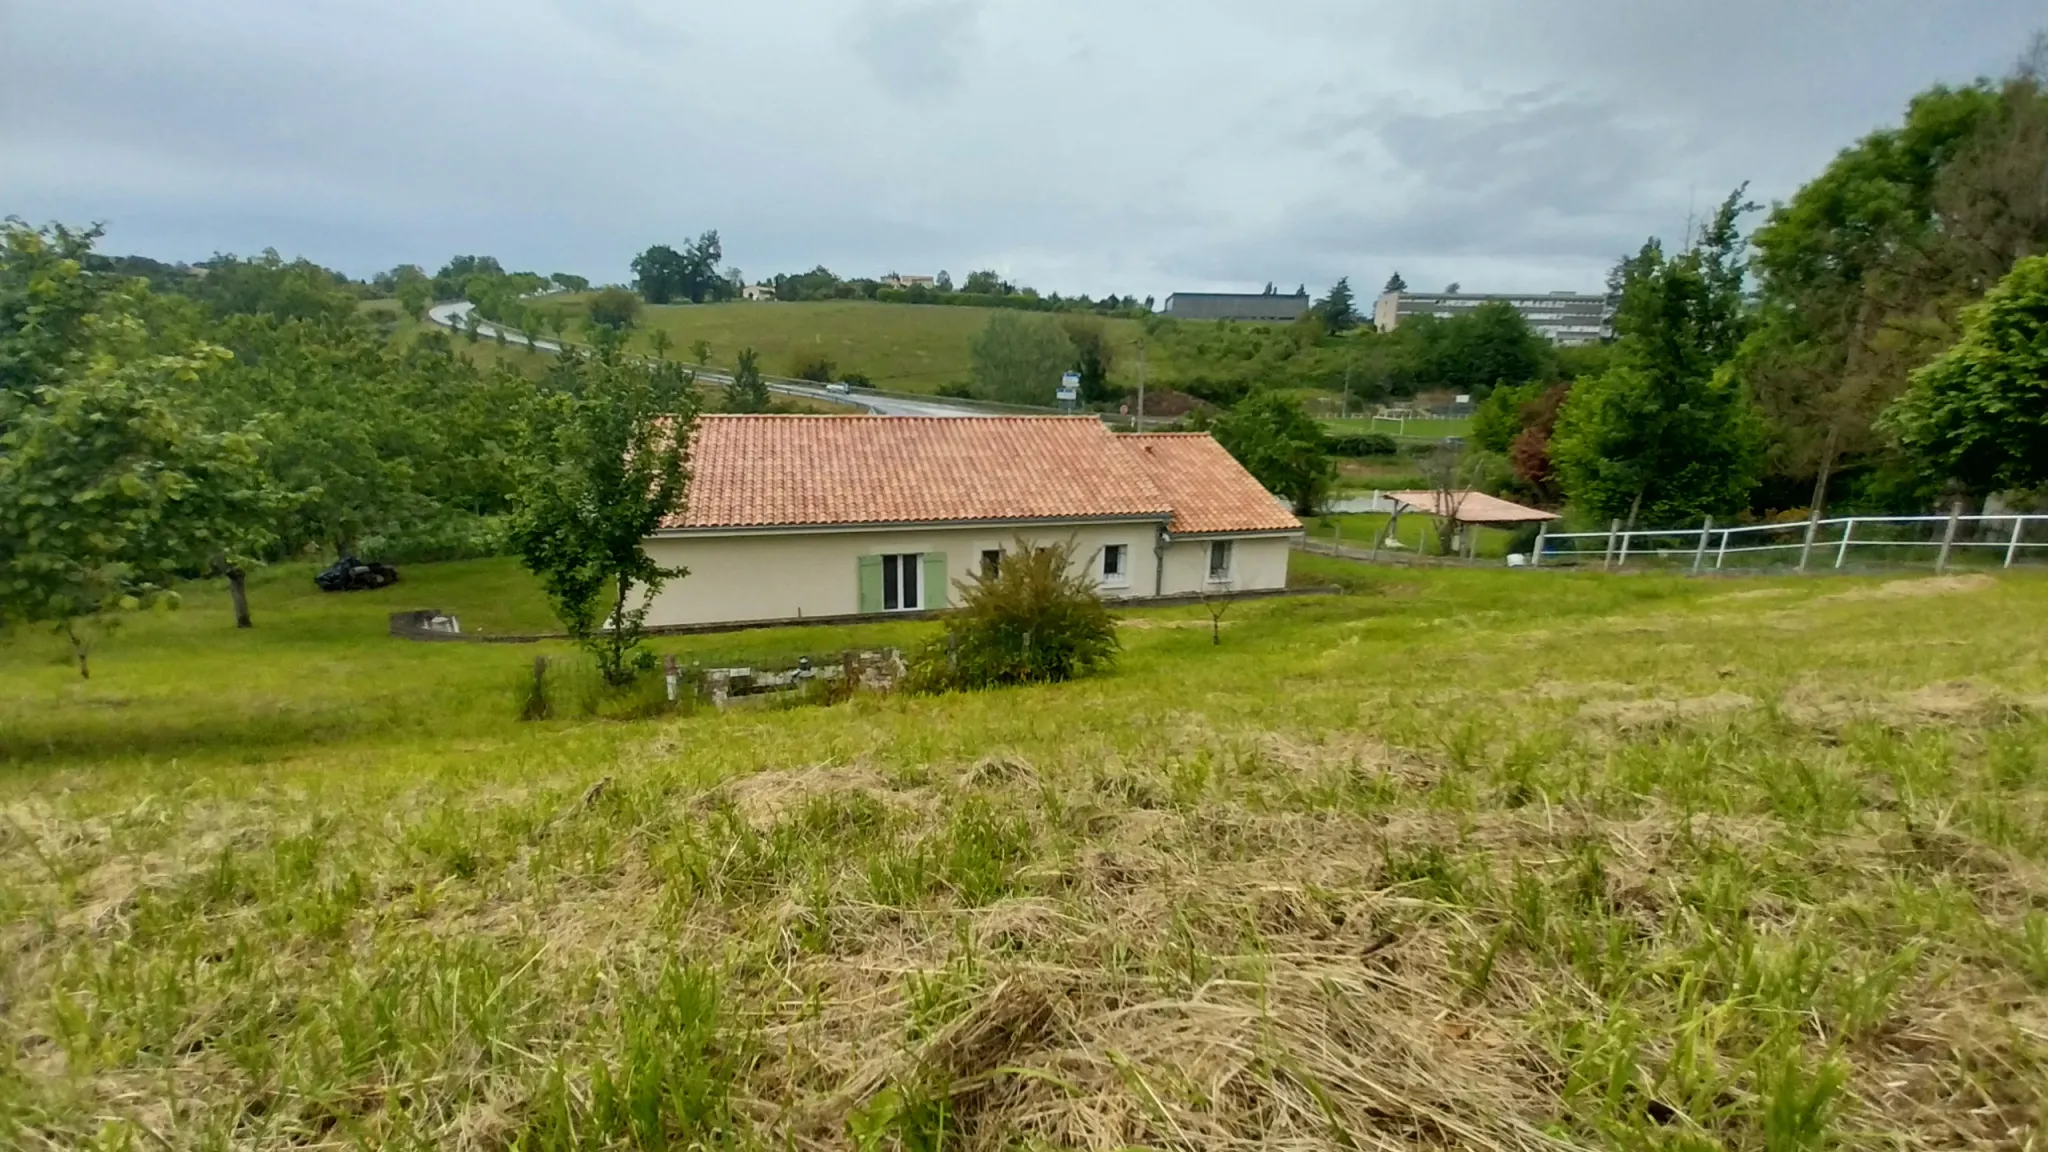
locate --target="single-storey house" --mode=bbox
[639,416,1301,628]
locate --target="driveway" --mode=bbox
[427,301,985,417]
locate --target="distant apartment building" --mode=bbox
[1373,290,1613,346]
[1163,290,1313,323]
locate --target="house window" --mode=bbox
[882,553,922,610]
[980,549,1001,579]
[1101,543,1128,587]
[1208,540,1233,582]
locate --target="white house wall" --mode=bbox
[641,524,1152,628]
[1158,536,1292,597]
[640,526,1296,628]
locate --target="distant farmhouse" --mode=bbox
[741,283,776,302]
[638,416,1301,629]
[1163,290,1313,323]
[880,274,937,290]
[1374,289,1612,346]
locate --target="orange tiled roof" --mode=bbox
[1119,433,1304,535]
[663,416,1299,535]
[668,416,1171,530]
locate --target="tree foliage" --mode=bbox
[631,232,730,305]
[970,312,1074,405]
[1880,251,2048,494]
[510,347,699,685]
[1060,316,1117,404]
[1314,278,1358,334]
[586,287,642,331]
[724,347,770,413]
[1208,390,1334,515]
[1550,190,1766,525]
[0,222,276,674]
[1737,53,2048,510]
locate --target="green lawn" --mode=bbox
[6,555,2048,1149]
[530,297,1148,395]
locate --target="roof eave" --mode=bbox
[650,511,1175,539]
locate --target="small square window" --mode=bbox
[980,549,1001,579]
[1208,540,1233,581]
[1102,543,1128,586]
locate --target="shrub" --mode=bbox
[790,355,837,383]
[909,539,1118,691]
[1327,432,1398,458]
[840,371,873,389]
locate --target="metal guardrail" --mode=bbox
[1532,511,2048,574]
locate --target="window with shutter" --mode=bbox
[858,555,884,613]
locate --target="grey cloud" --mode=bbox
[853,0,982,101]
[3,0,2043,298]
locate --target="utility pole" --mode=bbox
[1136,340,1147,430]
[1343,364,1352,420]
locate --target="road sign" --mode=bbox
[1057,371,1080,403]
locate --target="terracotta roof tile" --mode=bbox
[1118,434,1303,535]
[668,416,1173,530]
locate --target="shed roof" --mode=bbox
[1386,490,1560,525]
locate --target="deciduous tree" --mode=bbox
[970,312,1073,405]
[510,347,697,685]
[724,347,769,413]
[1209,390,1334,515]
[1880,251,2048,495]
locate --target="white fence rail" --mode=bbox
[1533,512,2048,574]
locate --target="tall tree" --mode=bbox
[631,245,691,305]
[1880,251,2048,495]
[1550,189,1766,527]
[0,222,275,673]
[1739,53,2048,513]
[1315,278,1358,334]
[724,347,770,413]
[1422,301,1548,396]
[510,347,698,685]
[1061,316,1117,404]
[1383,272,1407,294]
[969,312,1073,404]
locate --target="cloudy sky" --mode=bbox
[3,1,2041,299]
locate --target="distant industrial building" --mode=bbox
[1373,290,1613,346]
[1163,290,1312,323]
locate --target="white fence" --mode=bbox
[1533,512,2048,574]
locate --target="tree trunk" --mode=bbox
[65,620,89,680]
[228,567,252,629]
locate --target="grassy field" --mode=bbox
[529,297,1148,395]
[1325,415,1473,441]
[6,556,2048,1149]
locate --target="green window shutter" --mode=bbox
[922,553,949,610]
[858,555,884,614]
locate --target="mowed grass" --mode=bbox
[5,556,2048,1150]
[532,296,1148,394]
[1325,415,1473,441]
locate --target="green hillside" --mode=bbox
[533,297,1148,394]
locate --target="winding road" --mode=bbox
[427,301,986,418]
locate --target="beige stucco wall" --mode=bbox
[640,522,1160,627]
[1158,535,1293,597]
[640,523,1299,628]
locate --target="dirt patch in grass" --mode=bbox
[1826,573,1998,602]
[1578,691,1757,731]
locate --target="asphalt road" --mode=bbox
[426,301,984,418]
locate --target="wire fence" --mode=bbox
[1532,510,2048,574]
